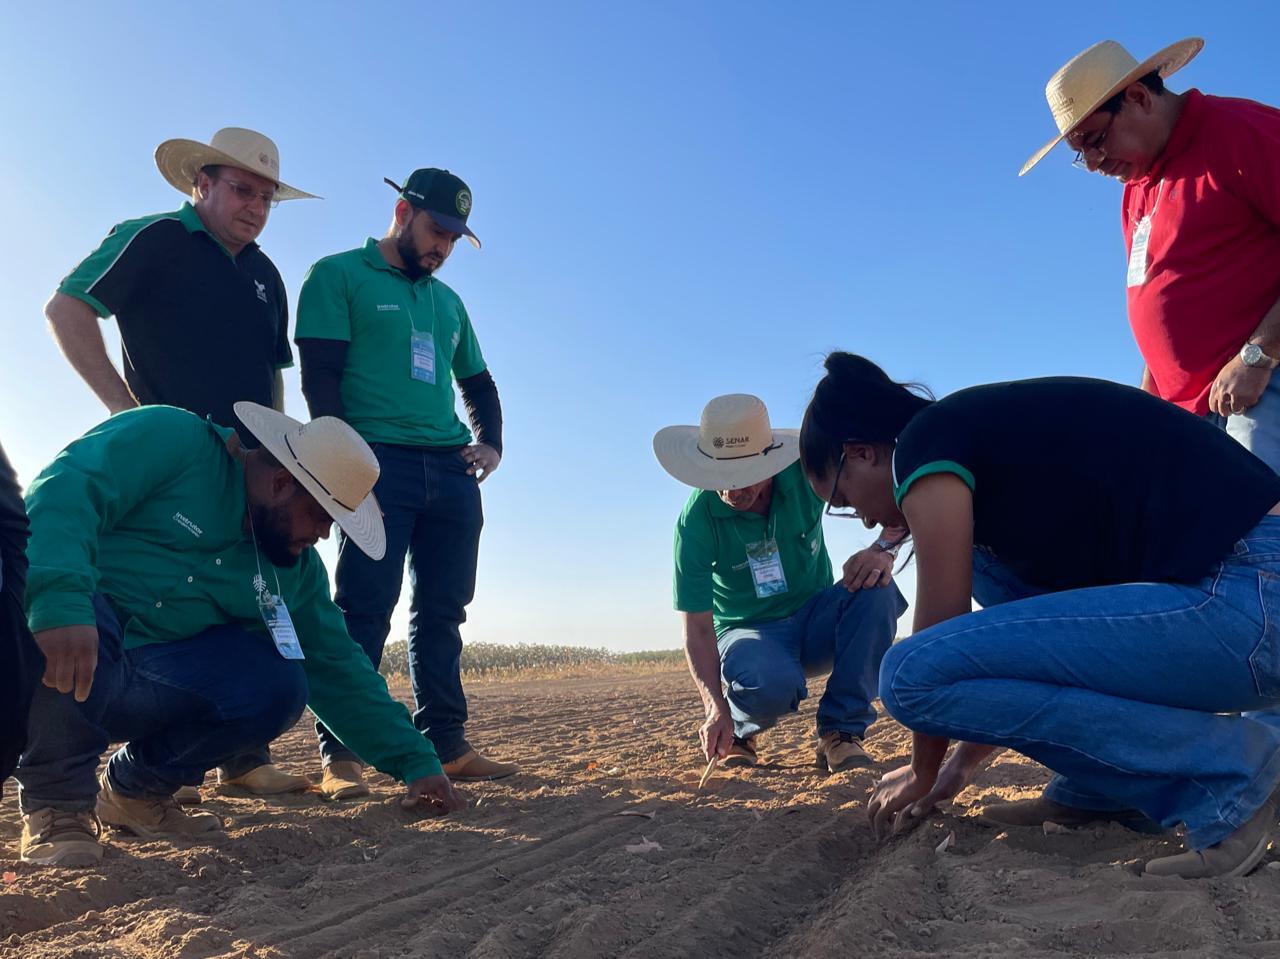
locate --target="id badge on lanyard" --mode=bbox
[259,594,304,660]
[410,330,436,384]
[745,537,788,598]
[1126,215,1153,288]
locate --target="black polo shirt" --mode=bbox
[891,377,1280,590]
[58,202,291,437]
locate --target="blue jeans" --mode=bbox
[16,595,308,813]
[318,444,482,767]
[717,582,906,739]
[1206,371,1280,473]
[880,517,1280,850]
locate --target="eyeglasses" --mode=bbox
[1068,108,1119,171]
[824,450,862,520]
[216,176,280,209]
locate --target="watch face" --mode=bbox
[1244,344,1264,366]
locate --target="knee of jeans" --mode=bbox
[245,661,309,738]
[877,638,934,726]
[725,664,803,720]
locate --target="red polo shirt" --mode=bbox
[1124,89,1280,414]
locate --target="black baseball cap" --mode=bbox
[383,168,480,249]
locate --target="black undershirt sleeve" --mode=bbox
[458,369,503,456]
[297,337,350,421]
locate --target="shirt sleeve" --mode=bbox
[673,495,715,613]
[1218,103,1280,228]
[295,257,353,343]
[23,408,205,633]
[57,216,167,319]
[451,301,487,380]
[891,406,977,507]
[290,553,443,782]
[274,274,294,369]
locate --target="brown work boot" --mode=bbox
[722,735,758,769]
[979,794,1165,834]
[217,763,310,796]
[1144,788,1280,879]
[817,731,873,772]
[96,773,223,838]
[20,808,104,867]
[173,784,203,805]
[319,760,371,800]
[441,749,520,782]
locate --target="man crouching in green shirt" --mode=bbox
[16,402,462,866]
[655,395,908,772]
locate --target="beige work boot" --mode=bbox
[217,763,310,796]
[20,808,104,866]
[817,731,873,772]
[319,760,370,800]
[442,749,520,782]
[96,773,223,838]
[1144,788,1280,879]
[173,784,203,805]
[722,735,759,769]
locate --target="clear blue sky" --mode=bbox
[1,2,1276,651]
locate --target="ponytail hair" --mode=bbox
[800,352,934,477]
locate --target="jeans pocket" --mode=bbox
[1248,572,1280,698]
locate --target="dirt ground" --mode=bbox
[5,668,1280,959]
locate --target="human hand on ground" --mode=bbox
[33,624,99,702]
[868,763,937,840]
[842,546,894,591]
[699,705,734,761]
[1209,357,1271,416]
[402,774,466,815]
[462,443,501,482]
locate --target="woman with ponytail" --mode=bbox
[800,352,1280,879]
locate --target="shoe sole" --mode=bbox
[319,784,371,800]
[825,755,874,773]
[21,844,104,867]
[446,770,520,782]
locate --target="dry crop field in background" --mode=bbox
[6,664,1280,958]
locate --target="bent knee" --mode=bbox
[877,637,931,725]
[725,669,804,721]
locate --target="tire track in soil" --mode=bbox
[8,670,1280,958]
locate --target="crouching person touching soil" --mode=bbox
[654,394,906,773]
[16,403,462,866]
[801,352,1280,879]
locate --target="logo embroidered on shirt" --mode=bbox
[253,280,268,303]
[376,304,401,312]
[173,512,203,537]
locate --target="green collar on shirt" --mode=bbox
[359,237,435,287]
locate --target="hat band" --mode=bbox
[697,440,783,462]
[284,435,359,511]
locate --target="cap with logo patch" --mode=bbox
[383,168,480,249]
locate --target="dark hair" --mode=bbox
[196,163,225,185]
[799,352,934,478]
[1098,70,1165,115]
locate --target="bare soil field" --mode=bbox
[5,668,1280,959]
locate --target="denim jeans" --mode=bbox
[16,594,308,813]
[1206,371,1280,474]
[880,516,1280,850]
[717,581,906,740]
[317,444,482,767]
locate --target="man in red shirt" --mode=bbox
[1022,38,1280,471]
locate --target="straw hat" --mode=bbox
[155,127,318,200]
[1020,37,1203,176]
[653,394,800,491]
[234,402,385,560]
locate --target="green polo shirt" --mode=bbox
[672,462,834,635]
[23,406,442,782]
[294,240,487,447]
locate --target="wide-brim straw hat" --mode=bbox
[234,402,385,560]
[1020,37,1203,176]
[156,127,318,200]
[653,394,800,491]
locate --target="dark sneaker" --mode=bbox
[979,794,1165,834]
[1144,787,1280,879]
[96,773,223,838]
[722,735,758,769]
[20,808,104,866]
[817,731,873,772]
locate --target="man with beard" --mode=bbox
[295,168,514,800]
[15,403,463,866]
[1021,38,1280,471]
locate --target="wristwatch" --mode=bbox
[1240,343,1279,369]
[873,536,903,558]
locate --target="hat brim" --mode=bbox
[653,426,801,491]
[1019,37,1204,176]
[155,138,319,201]
[233,403,386,561]
[423,209,481,250]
